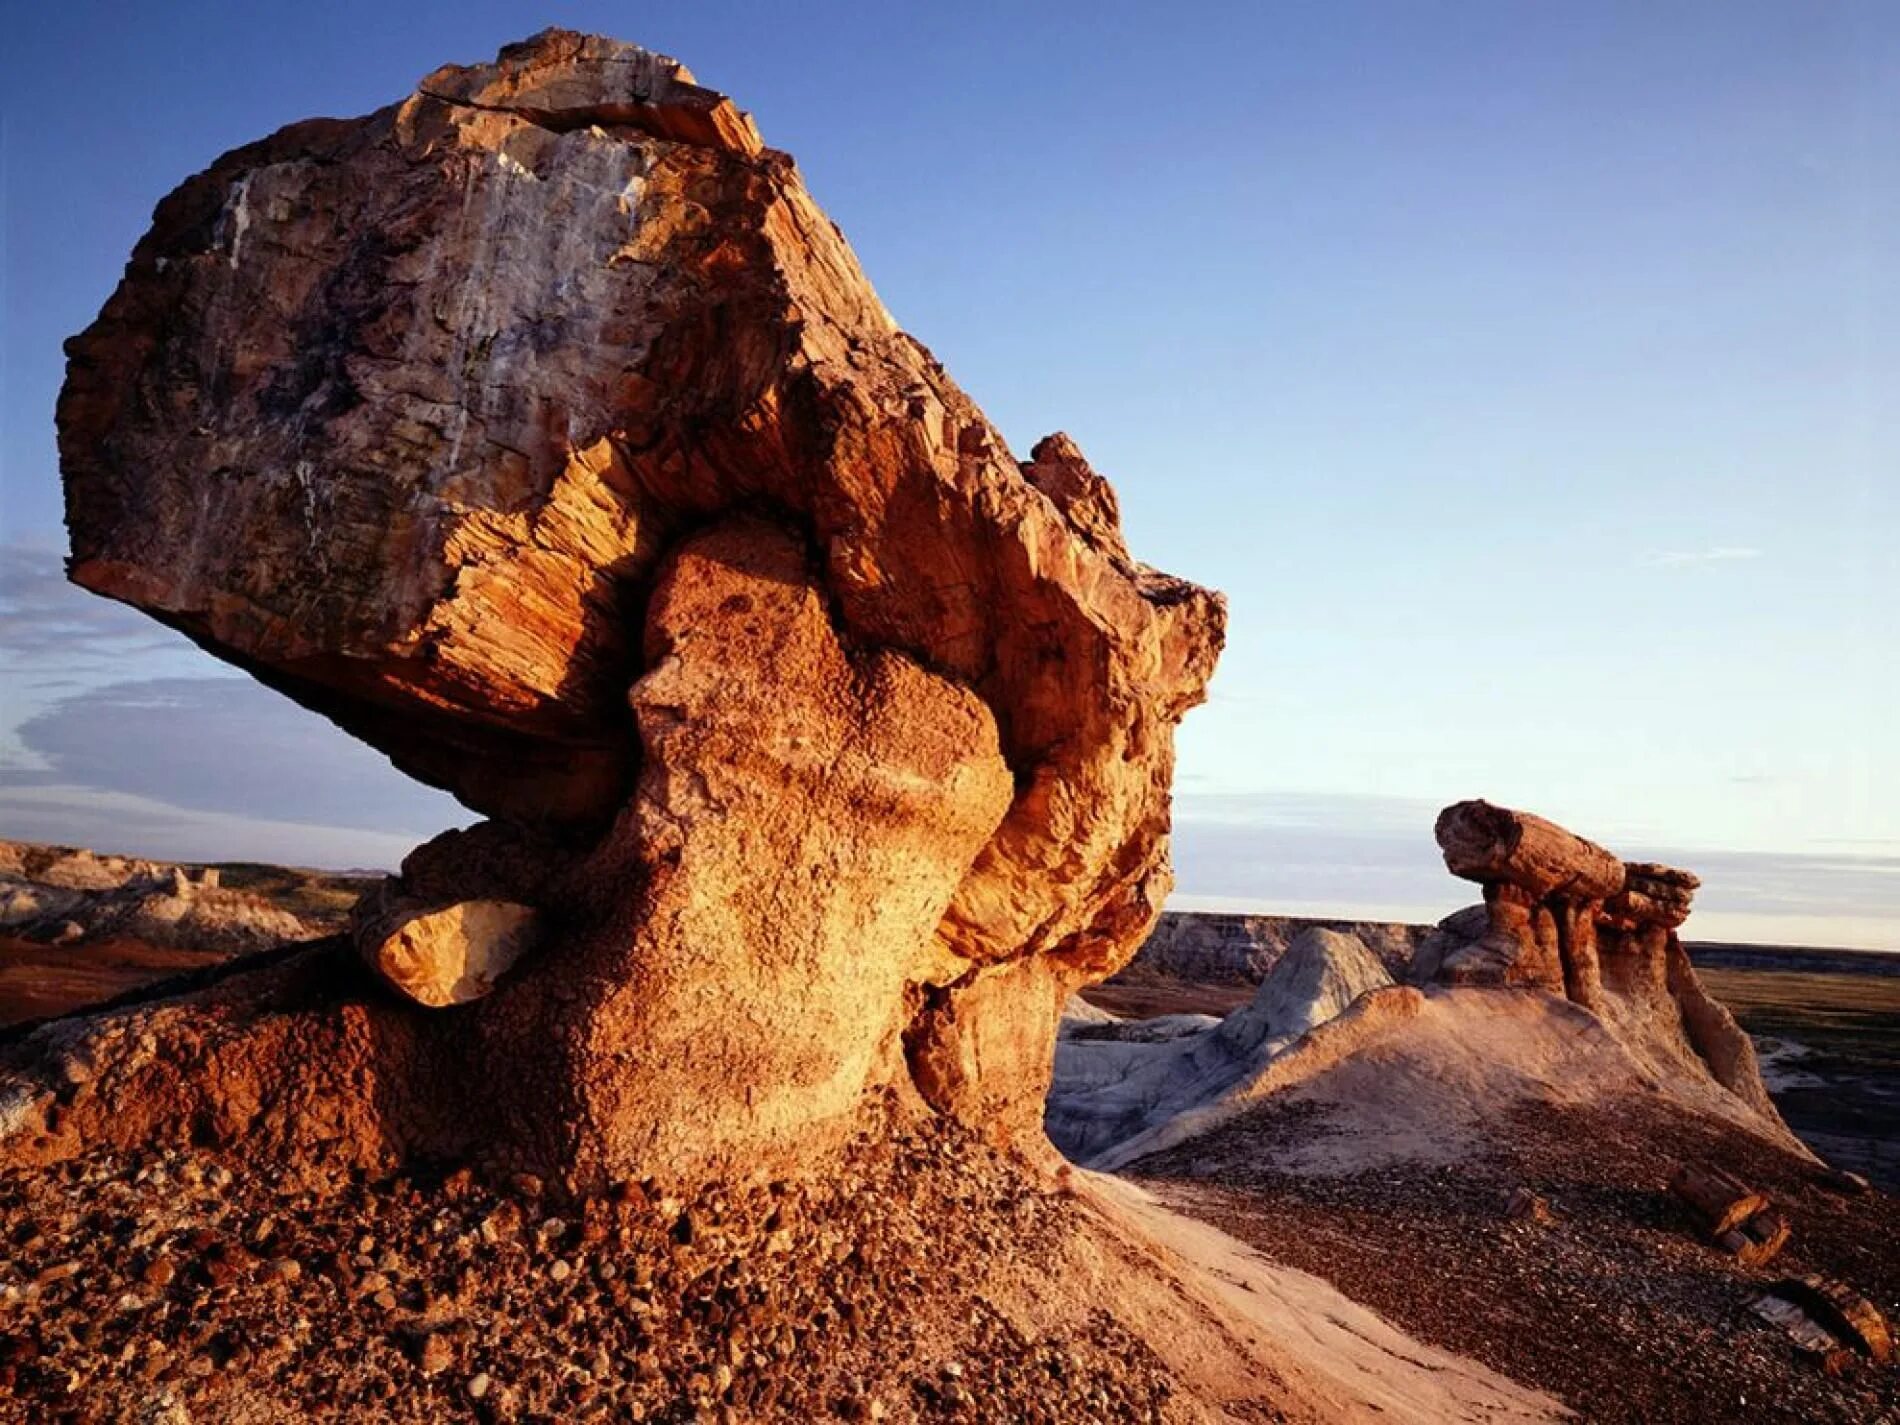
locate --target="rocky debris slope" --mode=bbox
[1132,1092,1899,1425]
[0,1105,1577,1425]
[28,28,1225,1197]
[1047,927,1393,1164]
[1412,800,1788,1134]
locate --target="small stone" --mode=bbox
[549,1259,572,1282]
[418,1333,453,1377]
[374,1289,398,1311]
[142,1256,176,1289]
[1505,1187,1554,1224]
[468,1372,492,1400]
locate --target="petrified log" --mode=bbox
[10,30,1225,1194]
[353,896,539,1007]
[1768,1276,1895,1365]
[1669,1162,1770,1238]
[1504,1186,1555,1224]
[1435,800,1626,901]
[1604,863,1699,931]
[1814,1166,1872,1196]
[1749,1293,1856,1374]
[1717,1210,1790,1269]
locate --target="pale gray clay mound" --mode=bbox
[1047,926,1393,1164]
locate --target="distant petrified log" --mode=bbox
[1423,801,1794,1144]
[1718,1210,1790,1269]
[1435,801,1626,902]
[1769,1275,1894,1366]
[15,30,1224,1193]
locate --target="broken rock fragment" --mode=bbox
[357,899,539,1007]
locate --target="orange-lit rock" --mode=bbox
[1420,799,1785,1130]
[39,29,1224,1188]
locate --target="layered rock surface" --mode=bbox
[25,29,1224,1194]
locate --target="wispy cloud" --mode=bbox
[0,546,187,665]
[0,676,470,856]
[1166,789,1900,951]
[1643,546,1763,568]
[0,784,429,872]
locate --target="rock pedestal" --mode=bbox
[12,29,1224,1194]
[1416,799,1782,1125]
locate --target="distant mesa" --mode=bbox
[0,839,349,1027]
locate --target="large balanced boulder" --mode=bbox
[1419,799,1785,1129]
[16,30,1224,1193]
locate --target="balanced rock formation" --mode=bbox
[17,30,1224,1196]
[1414,799,1784,1127]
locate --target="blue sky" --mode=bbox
[2,2,1896,946]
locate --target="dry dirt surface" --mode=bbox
[1133,1096,1900,1424]
[1080,976,1255,1022]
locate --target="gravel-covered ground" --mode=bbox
[1135,1097,1899,1425]
[0,1113,1182,1423]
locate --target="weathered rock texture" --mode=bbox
[1413,799,1786,1129]
[1047,927,1393,1164]
[24,30,1223,1193]
[1123,911,1431,984]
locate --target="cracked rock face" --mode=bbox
[42,30,1223,1189]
